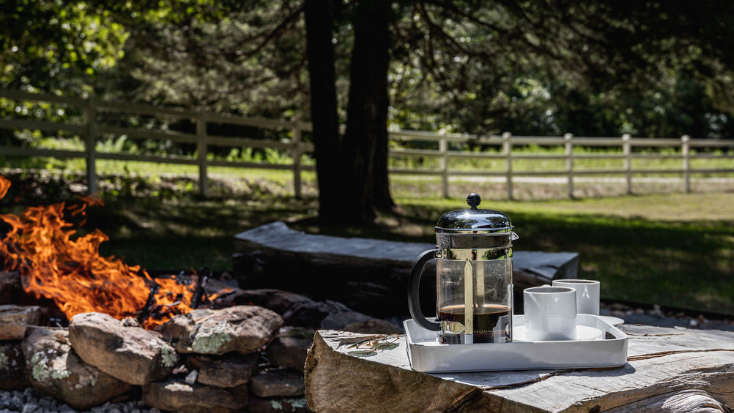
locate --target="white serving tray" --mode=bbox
[404,314,628,373]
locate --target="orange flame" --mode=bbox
[0,176,9,199]
[0,176,199,328]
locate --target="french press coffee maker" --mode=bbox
[408,193,517,344]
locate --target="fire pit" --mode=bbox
[0,174,398,412]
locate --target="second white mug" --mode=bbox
[552,279,600,315]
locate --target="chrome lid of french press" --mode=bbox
[434,193,518,254]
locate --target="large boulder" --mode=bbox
[188,352,259,388]
[21,327,130,410]
[68,312,178,385]
[234,221,579,316]
[0,305,41,340]
[227,289,313,315]
[160,305,283,355]
[143,379,248,413]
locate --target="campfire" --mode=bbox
[0,173,398,413]
[0,175,217,329]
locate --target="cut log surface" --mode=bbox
[305,325,734,413]
[233,222,578,316]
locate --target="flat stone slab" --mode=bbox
[268,335,312,373]
[233,222,578,316]
[160,305,283,355]
[189,353,259,388]
[0,305,41,340]
[305,325,734,412]
[143,379,248,413]
[68,312,178,385]
[250,369,305,398]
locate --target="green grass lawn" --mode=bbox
[1,170,733,316]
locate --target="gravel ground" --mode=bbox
[601,302,734,332]
[0,388,159,413]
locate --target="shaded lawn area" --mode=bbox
[1,172,733,315]
[94,193,734,315]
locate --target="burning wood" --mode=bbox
[0,175,202,329]
[191,267,211,309]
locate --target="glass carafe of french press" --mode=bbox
[408,193,517,344]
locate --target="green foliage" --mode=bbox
[387,1,734,139]
[0,0,128,93]
[1,0,733,173]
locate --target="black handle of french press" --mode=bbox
[408,249,441,331]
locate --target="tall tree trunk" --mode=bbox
[341,0,394,223]
[372,120,395,212]
[303,0,342,221]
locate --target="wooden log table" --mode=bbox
[305,324,734,412]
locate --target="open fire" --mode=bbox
[0,174,213,328]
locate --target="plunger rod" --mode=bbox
[464,260,473,344]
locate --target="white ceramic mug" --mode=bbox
[523,286,577,341]
[552,279,600,315]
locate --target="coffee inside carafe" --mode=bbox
[438,304,511,344]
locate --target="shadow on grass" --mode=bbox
[298,202,734,314]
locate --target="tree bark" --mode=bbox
[340,0,394,223]
[305,0,395,224]
[303,0,343,221]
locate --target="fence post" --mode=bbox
[564,133,574,198]
[292,117,303,199]
[439,137,449,198]
[502,132,513,200]
[83,96,97,195]
[196,112,208,197]
[681,135,691,193]
[622,134,632,195]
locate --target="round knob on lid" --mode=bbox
[466,193,481,209]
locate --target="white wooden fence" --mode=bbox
[1,89,733,199]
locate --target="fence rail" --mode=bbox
[1,89,733,199]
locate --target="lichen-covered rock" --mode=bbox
[250,369,305,398]
[160,305,283,355]
[143,379,248,413]
[0,305,41,340]
[0,341,27,390]
[189,352,259,388]
[248,396,312,413]
[68,312,178,385]
[21,327,130,410]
